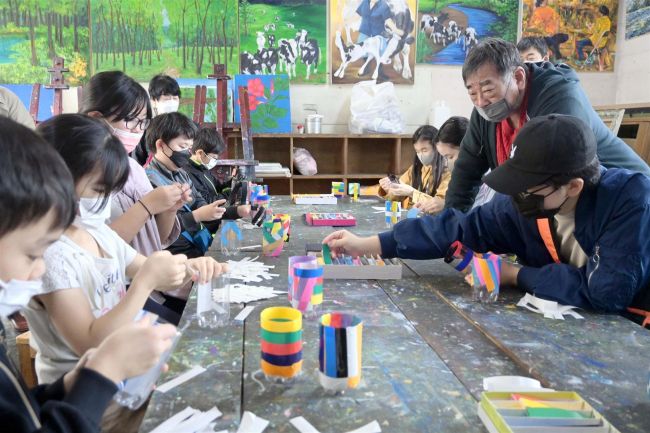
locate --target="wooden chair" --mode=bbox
[15,331,37,388]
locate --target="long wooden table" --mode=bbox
[140,197,650,433]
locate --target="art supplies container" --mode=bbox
[305,114,323,133]
[220,220,242,256]
[291,261,323,318]
[196,273,230,328]
[260,307,303,380]
[318,312,363,391]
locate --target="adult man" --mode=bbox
[445,38,650,211]
[324,115,650,325]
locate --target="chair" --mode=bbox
[16,331,37,387]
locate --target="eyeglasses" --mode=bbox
[123,117,151,131]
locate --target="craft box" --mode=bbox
[305,212,356,227]
[292,194,337,205]
[305,244,402,280]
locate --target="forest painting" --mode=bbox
[626,0,650,39]
[416,0,519,66]
[0,0,89,85]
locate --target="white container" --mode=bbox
[305,114,323,134]
[196,273,230,328]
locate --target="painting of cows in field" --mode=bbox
[330,0,417,84]
[416,1,519,66]
[239,0,327,84]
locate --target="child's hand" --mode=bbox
[84,314,177,384]
[322,230,380,258]
[237,204,252,218]
[63,347,97,393]
[142,185,184,214]
[388,182,415,197]
[414,197,444,214]
[187,257,228,284]
[193,199,227,222]
[379,177,392,192]
[136,251,188,291]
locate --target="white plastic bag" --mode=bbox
[293,147,318,175]
[349,80,404,134]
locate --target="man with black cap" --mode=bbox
[323,114,650,325]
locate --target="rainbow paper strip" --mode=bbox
[331,181,345,197]
[262,217,285,257]
[275,213,291,242]
[385,201,401,225]
[288,256,317,303]
[220,221,242,247]
[470,253,501,295]
[348,183,360,202]
[318,313,363,391]
[260,307,303,379]
[291,262,324,313]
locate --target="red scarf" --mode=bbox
[495,71,532,165]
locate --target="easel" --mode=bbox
[28,56,71,124]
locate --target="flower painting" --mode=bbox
[233,74,291,134]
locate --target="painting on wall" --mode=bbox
[330,0,417,84]
[522,0,619,72]
[239,0,327,84]
[233,74,291,133]
[2,84,55,121]
[416,0,519,66]
[0,0,90,85]
[177,79,234,124]
[626,0,650,39]
[90,0,239,81]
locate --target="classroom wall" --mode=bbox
[614,8,650,104]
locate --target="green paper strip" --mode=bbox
[260,328,303,344]
[526,408,585,419]
[322,243,332,264]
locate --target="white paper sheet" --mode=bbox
[290,416,320,433]
[236,411,269,433]
[174,407,222,433]
[155,366,206,393]
[345,420,382,433]
[149,406,197,433]
[234,305,255,322]
[517,293,584,320]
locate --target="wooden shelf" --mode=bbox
[346,174,386,179]
[293,174,345,179]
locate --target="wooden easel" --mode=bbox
[28,56,70,124]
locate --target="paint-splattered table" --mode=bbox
[140,196,650,433]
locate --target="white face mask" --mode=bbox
[76,197,111,229]
[0,278,43,317]
[417,152,435,166]
[204,157,218,170]
[156,100,180,115]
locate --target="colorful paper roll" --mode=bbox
[445,241,501,302]
[262,217,285,257]
[318,313,363,391]
[276,213,291,242]
[331,181,345,197]
[288,256,317,303]
[348,183,360,202]
[385,201,401,226]
[260,307,302,379]
[291,262,324,313]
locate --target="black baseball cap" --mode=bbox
[483,114,597,195]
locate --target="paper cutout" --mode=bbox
[236,411,269,433]
[384,201,401,226]
[517,293,584,320]
[331,181,345,197]
[290,416,321,433]
[321,244,333,265]
[226,256,277,283]
[225,284,283,303]
[150,406,222,433]
[288,256,318,303]
[156,366,206,393]
[348,183,360,202]
[345,421,382,433]
[407,208,420,219]
[150,407,198,433]
[318,313,363,391]
[262,217,285,257]
[291,262,324,314]
[260,307,303,379]
[234,305,255,322]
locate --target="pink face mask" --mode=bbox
[111,126,143,154]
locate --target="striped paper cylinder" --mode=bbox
[288,256,317,303]
[291,261,324,315]
[348,183,360,202]
[331,181,345,197]
[469,253,501,303]
[385,201,401,227]
[276,213,292,242]
[318,313,363,391]
[260,307,303,379]
[262,217,285,257]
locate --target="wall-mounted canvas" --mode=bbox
[416,1,519,66]
[626,0,650,39]
[2,84,55,121]
[330,0,417,84]
[522,0,619,72]
[177,78,234,124]
[90,0,239,81]
[239,0,327,84]
[0,0,90,85]
[233,74,291,133]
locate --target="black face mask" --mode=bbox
[512,186,568,220]
[164,143,191,168]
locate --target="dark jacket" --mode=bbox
[0,323,117,432]
[446,62,650,211]
[380,168,650,317]
[182,159,228,205]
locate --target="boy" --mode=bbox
[517,36,549,63]
[184,127,231,203]
[0,117,177,431]
[324,115,650,325]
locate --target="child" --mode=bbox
[517,36,549,63]
[23,114,223,384]
[324,115,650,323]
[378,125,450,209]
[0,117,177,431]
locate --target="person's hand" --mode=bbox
[187,257,228,284]
[322,230,381,258]
[63,348,96,393]
[134,251,188,292]
[84,314,177,384]
[141,185,185,214]
[193,199,227,222]
[378,177,392,192]
[388,182,415,197]
[237,204,252,218]
[414,197,444,214]
[171,183,193,211]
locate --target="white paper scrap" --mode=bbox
[345,420,382,433]
[149,406,197,433]
[517,293,584,320]
[234,305,255,322]
[290,416,321,433]
[174,407,222,433]
[483,376,554,392]
[156,366,206,393]
[236,411,269,433]
[223,284,281,304]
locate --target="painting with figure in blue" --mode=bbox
[2,84,55,122]
[416,1,519,65]
[176,78,234,124]
[233,74,291,134]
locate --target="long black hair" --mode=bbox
[436,116,469,149]
[38,114,130,210]
[411,125,442,194]
[80,70,152,122]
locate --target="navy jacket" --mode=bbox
[380,168,650,315]
[446,62,650,211]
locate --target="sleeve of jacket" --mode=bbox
[444,110,491,212]
[378,166,414,202]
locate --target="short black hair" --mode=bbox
[412,125,438,144]
[436,116,469,148]
[599,5,609,16]
[192,127,225,155]
[547,158,602,189]
[38,114,130,210]
[0,117,76,238]
[146,112,198,153]
[149,74,181,100]
[462,38,525,83]
[80,71,152,122]
[517,36,548,58]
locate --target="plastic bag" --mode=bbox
[293,147,318,175]
[349,80,405,134]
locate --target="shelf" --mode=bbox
[346,174,385,179]
[293,174,345,179]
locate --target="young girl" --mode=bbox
[378,125,450,209]
[0,117,177,432]
[23,114,223,384]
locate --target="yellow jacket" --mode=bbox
[378,164,451,208]
[590,16,610,49]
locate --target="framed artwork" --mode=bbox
[233,74,291,133]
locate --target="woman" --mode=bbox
[378,125,448,209]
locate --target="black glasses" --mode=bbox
[123,117,151,131]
